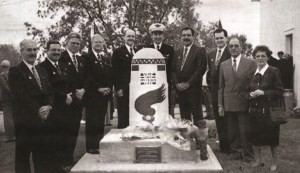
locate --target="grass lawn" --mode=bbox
[0,118,299,173]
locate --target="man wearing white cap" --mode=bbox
[148,23,175,115]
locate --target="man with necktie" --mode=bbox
[59,32,88,168]
[8,39,53,173]
[39,40,73,172]
[148,23,175,116]
[218,36,257,161]
[112,29,139,128]
[172,27,207,124]
[84,34,113,154]
[206,28,231,153]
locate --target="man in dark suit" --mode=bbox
[38,40,72,172]
[148,23,175,116]
[0,60,15,142]
[218,36,257,161]
[207,28,231,153]
[84,34,113,154]
[112,29,139,128]
[58,32,88,168]
[8,39,53,173]
[172,27,207,124]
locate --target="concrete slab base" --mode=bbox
[71,145,223,173]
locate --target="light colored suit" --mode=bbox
[218,56,257,111]
[218,55,257,159]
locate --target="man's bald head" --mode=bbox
[1,60,10,72]
[92,34,105,52]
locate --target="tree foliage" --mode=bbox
[24,0,218,50]
[24,0,251,54]
[0,45,22,73]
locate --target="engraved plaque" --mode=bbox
[135,147,161,163]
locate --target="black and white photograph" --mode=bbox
[0,0,299,172]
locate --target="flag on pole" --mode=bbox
[218,20,223,29]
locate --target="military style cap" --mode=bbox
[149,23,166,33]
[65,32,81,43]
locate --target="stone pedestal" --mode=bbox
[71,129,223,173]
[99,129,196,163]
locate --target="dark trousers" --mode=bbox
[15,130,56,173]
[212,99,230,152]
[85,99,108,150]
[2,101,15,139]
[57,108,82,167]
[226,112,253,157]
[178,87,203,124]
[117,88,129,129]
[169,86,177,117]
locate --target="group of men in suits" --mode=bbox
[207,30,257,161]
[8,22,259,173]
[8,32,113,172]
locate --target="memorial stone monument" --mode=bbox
[71,48,223,173]
[129,48,169,126]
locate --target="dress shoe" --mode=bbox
[87,149,99,154]
[270,164,277,172]
[205,115,215,120]
[230,153,242,160]
[251,162,264,168]
[2,137,15,142]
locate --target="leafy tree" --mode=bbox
[24,0,212,51]
[0,45,22,72]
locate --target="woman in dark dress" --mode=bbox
[248,45,283,171]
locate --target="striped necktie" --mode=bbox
[32,66,42,89]
[232,58,237,73]
[181,47,188,70]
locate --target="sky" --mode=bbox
[0,0,261,47]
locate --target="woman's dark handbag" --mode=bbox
[269,97,289,124]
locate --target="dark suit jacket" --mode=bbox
[8,61,53,131]
[0,72,12,102]
[39,59,69,110]
[218,56,257,112]
[112,46,138,91]
[249,66,284,111]
[84,52,113,106]
[149,43,174,84]
[172,44,207,88]
[59,50,88,106]
[207,46,231,102]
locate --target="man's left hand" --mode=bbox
[181,82,190,90]
[76,88,85,100]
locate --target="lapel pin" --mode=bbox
[126,54,129,58]
[53,71,56,75]
[95,61,98,63]
[29,76,32,79]
[68,62,71,65]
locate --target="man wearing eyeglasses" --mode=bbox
[112,29,139,129]
[59,32,88,168]
[8,39,53,173]
[218,36,257,161]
